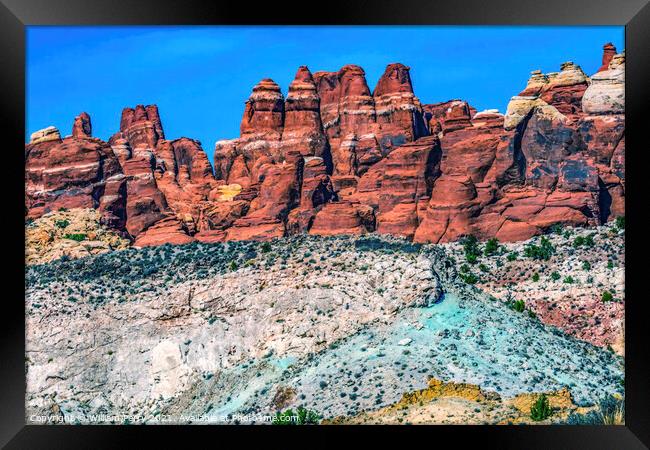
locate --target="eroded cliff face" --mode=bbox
[25,44,625,246]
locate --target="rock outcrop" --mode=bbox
[26,44,625,246]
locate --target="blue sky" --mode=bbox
[27,26,624,162]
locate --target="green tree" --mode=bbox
[484,238,499,256]
[601,291,614,302]
[530,394,552,421]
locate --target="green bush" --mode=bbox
[607,260,614,269]
[601,291,614,302]
[461,235,482,264]
[531,273,540,282]
[511,299,525,313]
[550,271,561,281]
[229,261,238,271]
[484,238,499,256]
[563,276,574,284]
[54,219,70,229]
[506,251,518,262]
[261,242,272,253]
[524,237,555,260]
[582,261,591,271]
[615,216,625,230]
[460,272,479,285]
[64,233,86,242]
[573,234,595,248]
[530,394,552,421]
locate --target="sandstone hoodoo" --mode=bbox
[25,44,625,245]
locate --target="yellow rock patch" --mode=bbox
[216,184,242,202]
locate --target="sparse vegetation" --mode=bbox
[506,251,518,262]
[573,234,595,248]
[566,395,624,425]
[530,394,552,421]
[511,299,526,313]
[524,237,555,261]
[64,233,87,242]
[601,291,614,302]
[461,235,481,264]
[615,216,625,230]
[484,238,499,256]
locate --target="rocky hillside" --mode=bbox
[25,43,625,246]
[26,234,623,424]
[25,208,130,265]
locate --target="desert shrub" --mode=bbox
[601,291,614,302]
[573,234,595,248]
[524,237,555,260]
[506,251,518,262]
[511,299,525,313]
[64,233,86,242]
[460,272,479,285]
[615,216,625,230]
[478,263,489,273]
[565,395,624,425]
[607,260,614,269]
[484,238,499,256]
[531,273,540,282]
[54,219,70,229]
[582,261,591,271]
[550,271,561,281]
[563,276,574,284]
[354,238,421,254]
[530,394,552,421]
[261,242,272,253]
[461,235,481,264]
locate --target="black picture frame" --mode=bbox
[2,0,649,448]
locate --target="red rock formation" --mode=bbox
[281,66,328,159]
[27,45,625,246]
[72,112,92,139]
[226,151,304,241]
[598,43,617,72]
[25,124,123,222]
[352,135,441,239]
[373,63,428,145]
[538,62,589,116]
